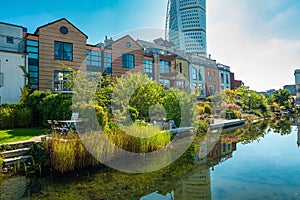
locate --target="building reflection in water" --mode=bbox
[175,134,237,200]
[297,117,300,147]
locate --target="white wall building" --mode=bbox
[0,22,26,104]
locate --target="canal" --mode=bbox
[1,118,299,199]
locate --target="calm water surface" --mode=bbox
[1,119,300,200]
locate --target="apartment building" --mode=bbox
[204,57,219,96]
[137,38,190,91]
[0,18,244,101]
[0,22,26,103]
[217,63,231,90]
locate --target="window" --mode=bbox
[54,70,71,81]
[179,63,182,73]
[144,60,152,73]
[86,50,101,67]
[221,73,224,84]
[54,41,73,61]
[6,36,13,44]
[27,39,39,89]
[192,67,197,80]
[27,40,38,47]
[198,71,202,81]
[104,53,112,74]
[226,74,229,84]
[160,79,170,88]
[209,85,215,95]
[160,61,169,73]
[122,54,134,68]
[176,80,184,89]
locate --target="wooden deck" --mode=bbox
[210,118,246,130]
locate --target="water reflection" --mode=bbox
[1,118,298,199]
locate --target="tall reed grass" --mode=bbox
[46,125,171,173]
[45,133,100,174]
[105,124,171,153]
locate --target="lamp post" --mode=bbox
[248,92,251,112]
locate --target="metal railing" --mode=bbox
[49,80,73,92]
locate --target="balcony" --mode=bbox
[48,80,74,94]
[0,73,3,87]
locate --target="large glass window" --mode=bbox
[122,54,134,68]
[144,60,153,73]
[160,61,169,73]
[27,40,38,46]
[198,71,202,81]
[221,73,224,83]
[226,74,229,84]
[54,41,73,61]
[104,52,112,74]
[192,67,197,80]
[176,80,184,89]
[160,79,170,88]
[86,50,101,67]
[27,39,39,89]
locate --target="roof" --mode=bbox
[0,21,27,32]
[33,18,88,38]
[112,35,144,50]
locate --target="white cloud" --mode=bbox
[207,0,300,91]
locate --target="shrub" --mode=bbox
[252,110,264,118]
[15,107,32,127]
[197,105,205,115]
[0,105,15,128]
[95,105,108,128]
[204,104,212,114]
[24,91,49,126]
[0,157,3,168]
[39,93,72,126]
[197,120,209,134]
[128,105,139,122]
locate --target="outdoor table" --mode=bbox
[57,119,84,133]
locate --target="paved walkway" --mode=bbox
[28,135,48,143]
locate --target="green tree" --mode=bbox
[162,88,194,127]
[112,72,164,123]
[272,89,291,107]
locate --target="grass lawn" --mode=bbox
[0,127,46,144]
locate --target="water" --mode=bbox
[1,118,300,199]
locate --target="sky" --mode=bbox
[1,0,300,91]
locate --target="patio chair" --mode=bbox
[168,120,176,129]
[71,112,79,120]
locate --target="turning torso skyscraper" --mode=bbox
[166,0,207,56]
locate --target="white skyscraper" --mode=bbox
[166,0,207,55]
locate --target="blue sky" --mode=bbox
[1,0,300,91]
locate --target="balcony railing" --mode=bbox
[49,80,74,93]
[0,73,3,87]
